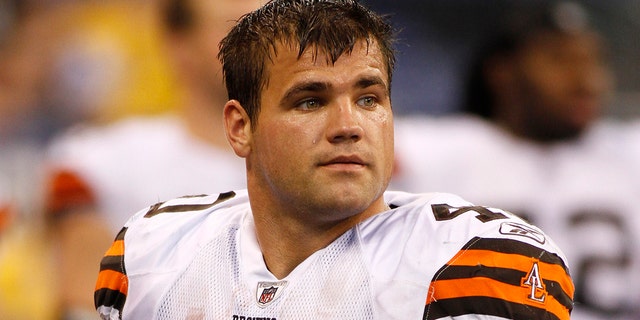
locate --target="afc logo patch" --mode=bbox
[256,280,288,307]
[521,262,547,303]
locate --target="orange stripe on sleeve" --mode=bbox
[429,277,569,319]
[447,249,574,296]
[95,269,128,295]
[104,239,125,257]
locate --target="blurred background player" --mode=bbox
[0,0,177,318]
[392,1,640,319]
[40,0,260,317]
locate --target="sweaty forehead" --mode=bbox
[265,39,387,80]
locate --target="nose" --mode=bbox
[326,100,364,143]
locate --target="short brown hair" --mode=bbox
[218,0,396,125]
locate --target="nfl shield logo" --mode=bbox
[256,280,288,307]
[259,286,277,304]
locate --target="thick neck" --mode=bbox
[248,187,388,279]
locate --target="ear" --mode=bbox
[224,100,252,158]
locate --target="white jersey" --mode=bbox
[393,115,640,320]
[95,190,573,320]
[45,115,246,232]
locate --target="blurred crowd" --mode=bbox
[0,0,177,221]
[0,0,639,319]
[0,0,179,318]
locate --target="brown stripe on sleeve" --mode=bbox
[445,245,574,298]
[426,277,569,319]
[423,237,574,320]
[94,227,128,313]
[424,296,563,320]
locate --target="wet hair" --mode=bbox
[463,1,592,118]
[218,0,396,125]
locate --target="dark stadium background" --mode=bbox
[363,0,640,118]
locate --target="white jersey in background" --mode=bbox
[392,115,640,320]
[95,190,573,319]
[45,115,246,232]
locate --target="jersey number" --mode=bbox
[432,204,508,223]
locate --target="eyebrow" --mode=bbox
[282,81,330,102]
[282,75,388,102]
[355,75,387,91]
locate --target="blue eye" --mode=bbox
[297,98,322,110]
[357,96,376,108]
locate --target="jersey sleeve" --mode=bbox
[422,210,574,320]
[93,191,241,319]
[94,227,128,320]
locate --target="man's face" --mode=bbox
[512,31,613,140]
[247,40,394,221]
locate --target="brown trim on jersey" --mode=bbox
[94,287,127,317]
[144,191,236,218]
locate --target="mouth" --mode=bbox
[319,155,367,169]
